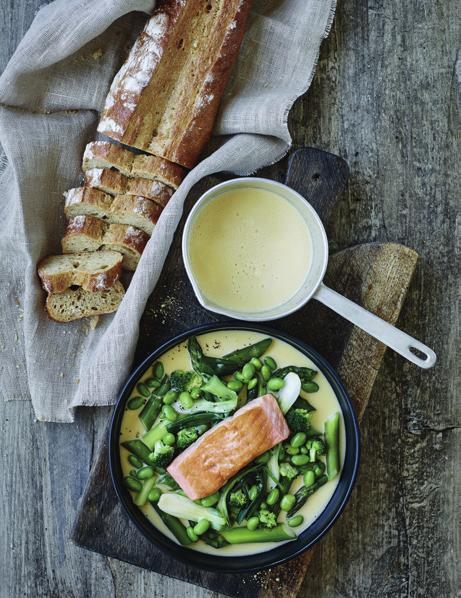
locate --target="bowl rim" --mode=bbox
[109,322,360,574]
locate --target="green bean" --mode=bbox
[267,377,284,391]
[227,379,243,392]
[179,391,194,409]
[124,476,142,492]
[163,405,178,422]
[153,362,164,380]
[145,377,161,390]
[186,527,199,542]
[303,470,315,487]
[200,492,220,507]
[290,432,307,448]
[162,432,176,446]
[193,519,210,536]
[246,516,259,531]
[287,515,304,527]
[136,383,150,397]
[250,357,262,370]
[247,377,258,390]
[163,390,177,405]
[325,412,340,480]
[302,381,320,393]
[148,487,162,503]
[127,396,144,410]
[261,365,272,381]
[136,466,154,479]
[242,363,256,381]
[292,454,310,466]
[266,488,280,506]
[128,454,143,468]
[280,494,296,512]
[264,356,277,370]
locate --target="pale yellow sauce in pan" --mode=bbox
[119,331,345,557]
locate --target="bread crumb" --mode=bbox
[91,48,104,60]
[89,316,99,329]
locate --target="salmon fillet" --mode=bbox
[167,394,290,500]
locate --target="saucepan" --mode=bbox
[182,178,436,369]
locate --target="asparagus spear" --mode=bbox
[220,524,296,544]
[325,412,341,480]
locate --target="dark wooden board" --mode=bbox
[71,149,418,598]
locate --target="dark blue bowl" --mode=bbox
[109,323,360,573]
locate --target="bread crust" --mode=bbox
[125,177,173,207]
[97,0,252,168]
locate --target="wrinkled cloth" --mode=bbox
[0,0,336,421]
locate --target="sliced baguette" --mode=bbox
[46,281,125,322]
[82,141,185,188]
[84,167,174,208]
[62,215,148,271]
[38,251,123,294]
[64,187,162,235]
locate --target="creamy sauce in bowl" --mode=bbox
[119,330,345,557]
[187,188,312,313]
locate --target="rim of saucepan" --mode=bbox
[181,177,329,322]
[109,323,360,574]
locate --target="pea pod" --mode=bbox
[151,503,191,545]
[272,366,317,383]
[287,475,328,518]
[218,463,264,524]
[166,412,225,434]
[223,338,272,363]
[121,439,153,464]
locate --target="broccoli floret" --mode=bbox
[169,370,202,393]
[258,509,277,529]
[201,375,237,402]
[149,440,174,468]
[279,462,299,480]
[177,427,199,449]
[308,438,326,462]
[285,408,311,433]
[229,489,248,508]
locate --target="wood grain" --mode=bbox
[1,0,459,597]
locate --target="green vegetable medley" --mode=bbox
[120,336,341,549]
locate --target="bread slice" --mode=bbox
[84,167,173,208]
[46,281,125,322]
[64,187,162,235]
[62,215,148,271]
[97,0,251,168]
[82,141,185,188]
[38,251,123,294]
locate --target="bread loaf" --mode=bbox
[62,215,148,271]
[38,251,123,294]
[46,282,125,322]
[64,187,162,236]
[97,0,251,168]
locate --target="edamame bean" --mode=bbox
[179,391,193,409]
[247,517,259,531]
[256,452,271,464]
[302,381,319,393]
[163,390,177,405]
[247,377,258,390]
[266,488,280,506]
[260,502,268,510]
[242,363,256,381]
[124,476,142,492]
[137,466,154,479]
[303,470,315,487]
[190,387,201,400]
[264,356,277,370]
[163,405,178,422]
[162,432,176,446]
[286,446,299,456]
[129,469,137,478]
[227,379,243,392]
[136,383,150,397]
[290,432,307,448]
[128,454,143,468]
[148,487,161,503]
[261,365,272,381]
[280,494,296,512]
[292,454,310,466]
[314,464,324,477]
[288,515,304,527]
[300,447,308,454]
[153,362,164,380]
[234,372,245,382]
[193,519,210,536]
[186,527,199,542]
[145,377,161,390]
[156,382,170,397]
[250,357,262,370]
[248,485,258,501]
[267,377,284,391]
[127,396,144,410]
[200,493,220,507]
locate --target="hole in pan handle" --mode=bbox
[313,283,437,369]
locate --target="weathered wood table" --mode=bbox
[1,1,459,597]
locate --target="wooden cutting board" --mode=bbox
[70,149,418,597]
